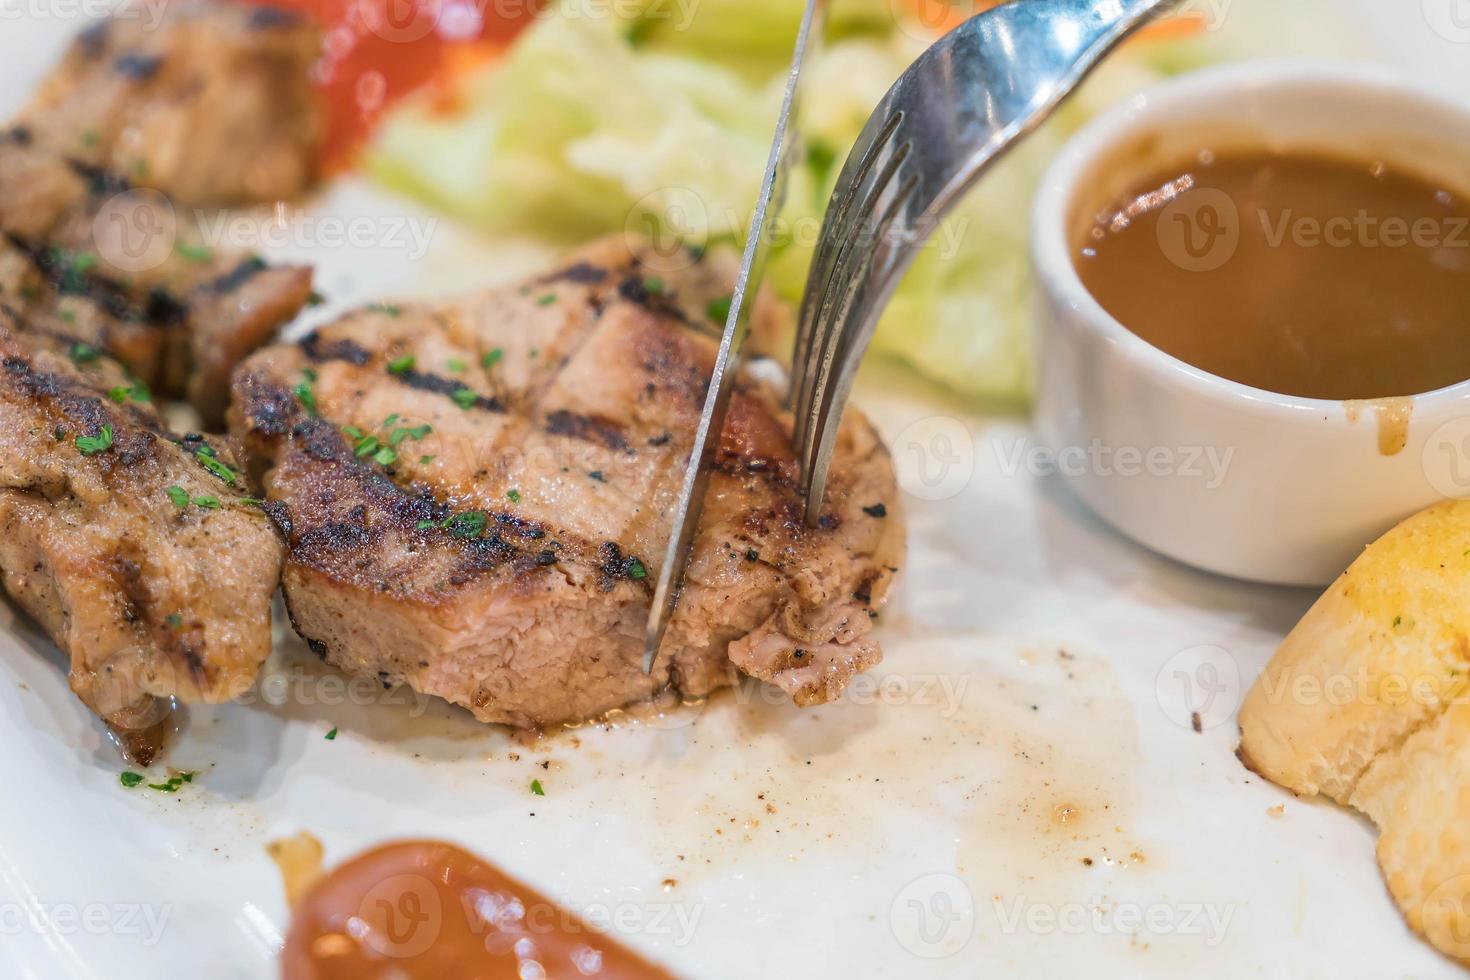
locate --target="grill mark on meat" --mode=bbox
[300,331,371,366]
[205,256,268,294]
[7,233,178,328]
[0,348,159,465]
[539,261,608,286]
[393,368,504,412]
[247,5,303,28]
[65,159,131,198]
[114,52,163,81]
[544,409,628,451]
[77,22,110,58]
[618,274,692,327]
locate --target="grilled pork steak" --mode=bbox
[0,130,314,423]
[20,2,322,206]
[230,238,903,728]
[0,308,284,763]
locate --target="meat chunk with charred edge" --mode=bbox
[0,308,284,763]
[229,237,904,729]
[19,2,322,206]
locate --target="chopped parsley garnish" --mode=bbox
[107,380,150,405]
[530,779,545,796]
[372,446,397,467]
[343,425,364,439]
[119,771,143,788]
[324,727,338,741]
[506,488,521,504]
[166,486,189,509]
[588,470,605,482]
[419,455,435,465]
[146,771,194,793]
[193,495,221,510]
[81,129,98,147]
[389,423,431,446]
[446,357,466,374]
[369,302,402,317]
[415,519,435,530]
[292,381,318,417]
[451,387,477,410]
[707,295,732,324]
[535,294,557,307]
[194,445,237,484]
[643,277,665,295]
[176,242,213,263]
[627,558,648,580]
[482,348,503,370]
[446,511,488,539]
[353,434,381,458]
[306,290,326,308]
[76,425,113,455]
[387,354,415,375]
[164,613,182,629]
[68,342,101,365]
[303,367,318,382]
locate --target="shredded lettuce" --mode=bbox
[369,0,1364,404]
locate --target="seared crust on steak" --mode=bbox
[230,238,903,727]
[19,2,322,206]
[0,131,314,423]
[0,308,284,761]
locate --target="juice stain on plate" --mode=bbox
[1343,397,1414,456]
[541,629,1145,908]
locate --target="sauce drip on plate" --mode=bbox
[1077,150,1470,401]
[281,840,676,980]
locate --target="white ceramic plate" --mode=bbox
[1,3,1466,978]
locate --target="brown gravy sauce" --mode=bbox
[280,839,676,980]
[1076,149,1470,402]
[1343,397,1414,456]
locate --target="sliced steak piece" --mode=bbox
[0,131,314,424]
[230,238,903,728]
[20,2,322,206]
[0,307,284,762]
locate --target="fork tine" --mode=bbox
[790,110,906,433]
[794,139,911,480]
[799,176,918,519]
[793,131,910,470]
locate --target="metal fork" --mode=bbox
[789,0,1181,521]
